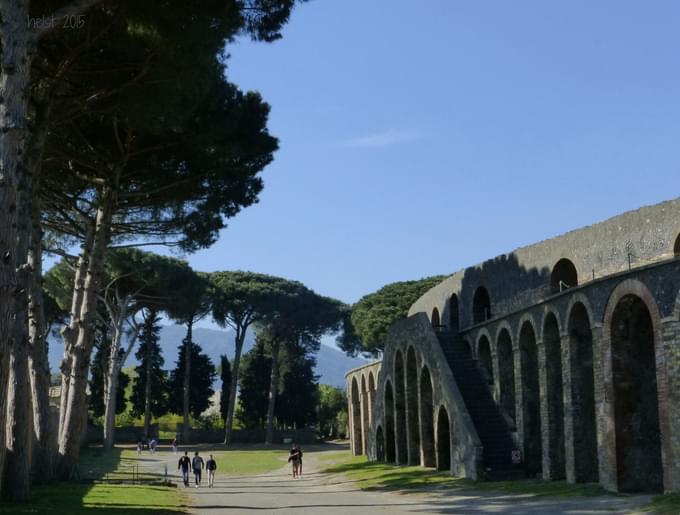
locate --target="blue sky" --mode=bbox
[187,0,680,313]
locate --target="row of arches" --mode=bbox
[377,350,452,472]
[349,370,376,456]
[465,284,667,492]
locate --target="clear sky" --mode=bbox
[186,0,680,308]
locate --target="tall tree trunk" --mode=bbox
[264,339,281,445]
[0,1,33,497]
[143,335,153,438]
[27,100,54,484]
[103,315,125,450]
[58,183,116,477]
[182,318,193,444]
[223,327,246,445]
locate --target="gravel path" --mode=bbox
[138,448,651,514]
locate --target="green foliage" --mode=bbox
[219,355,232,422]
[317,384,347,439]
[130,311,169,418]
[89,325,129,419]
[275,346,319,428]
[168,340,216,419]
[237,337,272,429]
[338,276,447,356]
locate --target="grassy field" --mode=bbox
[2,447,188,515]
[322,454,609,497]
[208,448,289,475]
[643,494,680,514]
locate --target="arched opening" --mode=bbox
[368,372,376,418]
[449,294,459,331]
[351,377,363,455]
[497,328,516,425]
[436,406,451,471]
[477,335,493,386]
[567,302,598,483]
[361,375,369,456]
[520,321,542,477]
[473,286,492,324]
[376,426,385,461]
[611,295,663,492]
[431,307,440,328]
[384,381,396,463]
[543,313,565,479]
[406,347,420,465]
[394,351,408,464]
[550,258,578,293]
[674,233,680,256]
[420,367,435,467]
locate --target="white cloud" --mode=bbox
[340,128,425,148]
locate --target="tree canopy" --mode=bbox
[338,276,446,356]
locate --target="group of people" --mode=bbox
[136,437,157,455]
[178,451,218,488]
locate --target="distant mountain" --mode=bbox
[48,325,367,389]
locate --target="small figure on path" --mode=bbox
[206,454,217,488]
[149,438,157,454]
[136,439,142,455]
[178,451,191,487]
[288,444,301,478]
[192,451,205,488]
[295,444,303,477]
[172,437,178,454]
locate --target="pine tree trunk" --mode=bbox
[182,319,193,444]
[27,101,54,484]
[0,1,33,497]
[103,315,125,450]
[223,327,246,445]
[143,337,153,438]
[58,184,116,476]
[264,340,281,445]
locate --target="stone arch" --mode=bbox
[431,307,441,328]
[550,258,578,293]
[449,293,460,330]
[406,347,420,465]
[368,372,376,418]
[351,377,363,455]
[603,280,668,492]
[567,301,598,483]
[476,334,493,386]
[360,375,369,455]
[394,350,408,464]
[519,319,542,477]
[436,405,451,471]
[542,310,565,479]
[674,233,680,256]
[384,380,396,463]
[473,286,492,323]
[496,326,516,424]
[376,425,385,461]
[420,366,436,467]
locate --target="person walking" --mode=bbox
[172,438,178,454]
[149,438,157,454]
[287,445,301,478]
[206,454,217,488]
[178,452,191,487]
[295,444,304,477]
[192,451,205,488]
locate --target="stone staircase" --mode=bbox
[436,330,524,480]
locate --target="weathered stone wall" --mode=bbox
[409,197,680,330]
[348,314,483,480]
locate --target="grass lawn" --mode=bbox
[2,447,188,514]
[322,454,608,498]
[211,449,289,475]
[643,494,680,514]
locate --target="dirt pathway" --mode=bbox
[139,448,651,514]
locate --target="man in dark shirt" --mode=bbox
[178,451,191,487]
[192,451,205,488]
[206,454,217,488]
